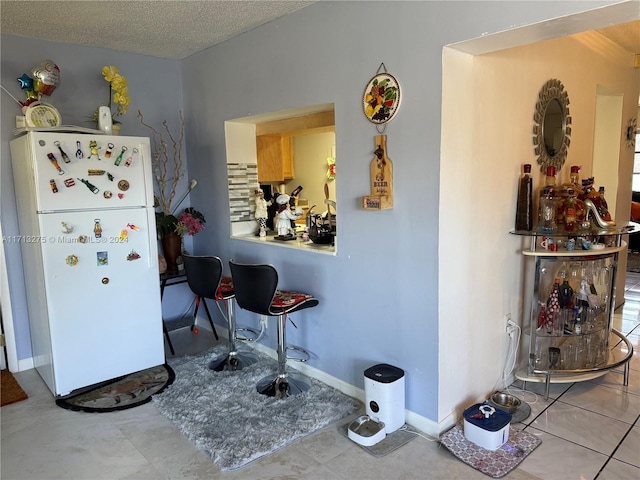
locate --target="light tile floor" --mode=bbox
[512,272,640,480]
[1,275,639,480]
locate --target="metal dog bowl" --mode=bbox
[490,392,521,414]
[347,415,386,446]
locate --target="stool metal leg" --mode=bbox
[208,298,257,371]
[257,313,310,398]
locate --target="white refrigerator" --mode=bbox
[10,131,164,396]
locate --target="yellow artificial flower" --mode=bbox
[113,87,129,105]
[111,75,127,91]
[101,65,120,82]
[97,65,131,123]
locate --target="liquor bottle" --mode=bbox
[557,166,585,229]
[559,275,574,309]
[581,177,599,204]
[537,165,558,233]
[545,279,561,333]
[581,177,613,227]
[575,277,590,328]
[598,186,612,221]
[515,164,533,231]
[564,188,577,232]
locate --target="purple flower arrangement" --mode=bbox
[175,207,205,237]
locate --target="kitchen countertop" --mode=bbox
[233,232,336,255]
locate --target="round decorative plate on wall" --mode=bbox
[23,102,62,128]
[363,72,401,125]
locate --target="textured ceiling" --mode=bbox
[595,20,640,55]
[0,2,637,60]
[0,1,315,60]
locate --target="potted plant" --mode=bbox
[93,65,130,133]
[138,110,189,272]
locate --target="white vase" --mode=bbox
[97,106,112,134]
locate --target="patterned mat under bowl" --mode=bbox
[440,424,541,478]
[55,364,174,412]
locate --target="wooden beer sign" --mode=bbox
[362,134,393,210]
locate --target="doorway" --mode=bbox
[592,87,625,307]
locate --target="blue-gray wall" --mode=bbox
[179,1,615,422]
[1,1,616,425]
[1,35,186,361]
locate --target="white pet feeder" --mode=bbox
[348,363,405,447]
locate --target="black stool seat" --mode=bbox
[229,260,319,398]
[183,255,257,371]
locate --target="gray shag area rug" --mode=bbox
[153,345,361,471]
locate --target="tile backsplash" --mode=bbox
[227,163,258,222]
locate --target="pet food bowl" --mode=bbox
[490,392,521,414]
[347,415,386,447]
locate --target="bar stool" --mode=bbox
[182,255,257,371]
[229,260,319,398]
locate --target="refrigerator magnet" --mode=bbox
[65,255,79,266]
[88,140,101,160]
[106,172,115,182]
[64,178,75,187]
[105,143,115,158]
[103,191,113,199]
[88,169,105,176]
[54,141,71,163]
[78,235,88,243]
[127,250,141,261]
[97,251,108,266]
[78,178,99,194]
[47,153,64,175]
[117,193,125,199]
[75,141,84,159]
[61,222,74,234]
[124,148,138,167]
[101,277,109,284]
[119,229,128,242]
[127,223,140,231]
[49,179,58,193]
[114,146,127,166]
[117,179,130,191]
[94,219,102,238]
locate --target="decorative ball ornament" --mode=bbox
[31,59,60,96]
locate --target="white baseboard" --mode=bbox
[189,317,452,437]
[14,356,35,372]
[246,334,443,438]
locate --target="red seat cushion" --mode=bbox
[271,289,318,313]
[217,276,234,299]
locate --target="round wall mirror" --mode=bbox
[533,79,571,172]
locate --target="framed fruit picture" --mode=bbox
[363,72,401,125]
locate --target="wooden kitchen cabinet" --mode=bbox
[256,134,294,182]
